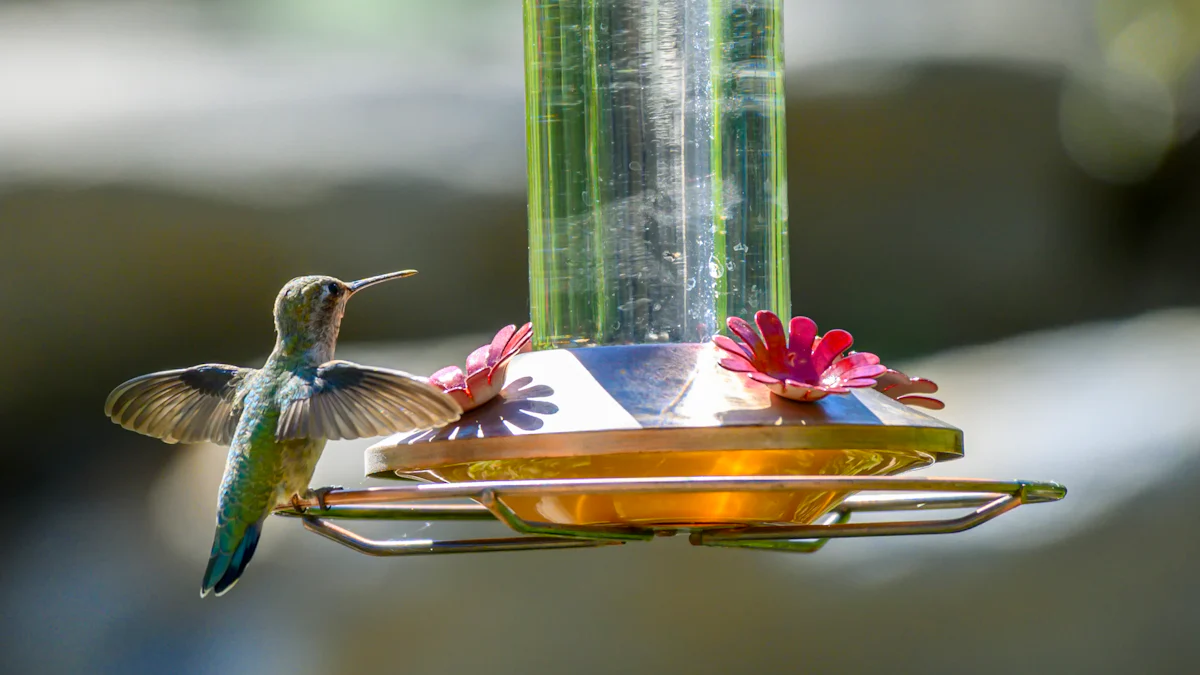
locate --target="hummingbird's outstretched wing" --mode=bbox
[277,361,462,441]
[105,364,255,445]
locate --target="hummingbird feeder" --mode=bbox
[277,0,1065,554]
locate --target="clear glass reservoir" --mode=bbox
[525,0,790,349]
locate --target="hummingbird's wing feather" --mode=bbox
[105,364,255,445]
[277,361,462,441]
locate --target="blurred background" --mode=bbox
[3,0,1200,673]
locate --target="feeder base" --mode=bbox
[367,344,962,527]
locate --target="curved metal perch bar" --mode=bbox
[275,476,1066,556]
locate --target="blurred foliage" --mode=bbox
[1060,0,1200,181]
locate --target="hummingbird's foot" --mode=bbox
[302,485,344,512]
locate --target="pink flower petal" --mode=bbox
[727,316,768,366]
[763,381,789,398]
[429,322,536,414]
[445,390,474,410]
[487,324,518,368]
[465,371,490,396]
[781,318,820,383]
[429,366,467,392]
[713,335,752,361]
[718,314,931,407]
[841,378,882,388]
[772,381,827,402]
[486,322,534,384]
[838,364,888,381]
[508,323,534,357]
[718,355,757,372]
[748,372,781,385]
[786,316,818,357]
[754,311,788,365]
[828,351,881,375]
[876,373,940,398]
[463,378,504,411]
[812,329,853,373]
[464,344,491,380]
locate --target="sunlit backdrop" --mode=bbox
[2,1,1198,673]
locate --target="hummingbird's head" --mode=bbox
[272,270,417,359]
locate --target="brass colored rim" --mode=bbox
[366,424,960,478]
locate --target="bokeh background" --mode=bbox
[3,0,1200,673]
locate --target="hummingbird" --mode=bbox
[104,270,462,597]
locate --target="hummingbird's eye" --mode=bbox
[326,282,341,296]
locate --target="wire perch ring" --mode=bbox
[275,476,1066,556]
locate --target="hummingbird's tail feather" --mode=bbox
[201,518,265,598]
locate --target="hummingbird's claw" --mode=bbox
[302,485,344,512]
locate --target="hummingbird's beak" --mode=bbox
[346,269,418,294]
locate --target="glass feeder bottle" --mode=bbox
[525,0,790,349]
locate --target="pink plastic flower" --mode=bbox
[714,311,887,403]
[429,323,533,412]
[873,369,944,410]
